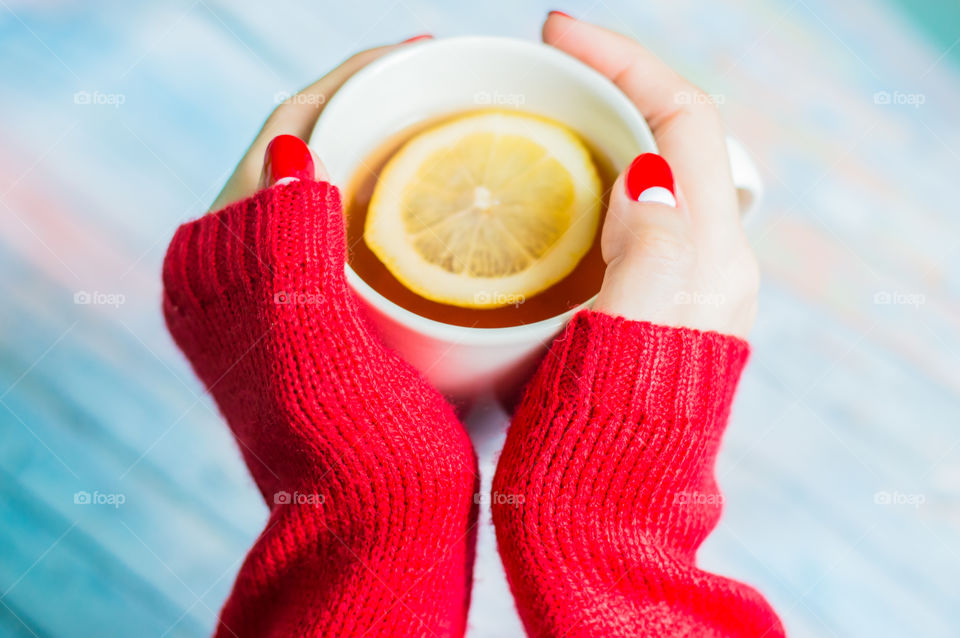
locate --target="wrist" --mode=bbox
[541,309,750,423]
[593,255,758,338]
[163,180,345,317]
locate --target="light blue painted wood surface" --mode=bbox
[0,1,958,636]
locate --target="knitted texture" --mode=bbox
[162,180,479,638]
[492,310,785,637]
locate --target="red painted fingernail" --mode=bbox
[625,153,677,207]
[549,10,572,19]
[403,34,433,43]
[264,135,315,185]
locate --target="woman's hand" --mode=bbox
[208,38,427,211]
[162,36,483,638]
[545,14,759,338]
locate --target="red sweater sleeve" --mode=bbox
[162,181,478,637]
[492,310,785,637]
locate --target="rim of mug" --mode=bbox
[315,35,655,346]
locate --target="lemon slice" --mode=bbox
[364,110,602,309]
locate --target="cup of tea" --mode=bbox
[310,36,761,403]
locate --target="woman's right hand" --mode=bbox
[544,13,759,339]
[208,37,430,211]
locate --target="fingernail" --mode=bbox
[403,34,433,43]
[264,135,315,186]
[549,10,572,18]
[626,153,677,207]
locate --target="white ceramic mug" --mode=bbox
[311,36,762,403]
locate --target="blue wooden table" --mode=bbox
[1,1,958,636]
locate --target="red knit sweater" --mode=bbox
[162,180,784,637]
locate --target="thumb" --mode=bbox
[599,153,689,266]
[594,153,696,323]
[258,134,330,190]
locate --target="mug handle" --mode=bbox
[726,136,764,220]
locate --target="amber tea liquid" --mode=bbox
[344,109,616,329]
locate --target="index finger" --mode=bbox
[210,43,407,211]
[542,14,739,231]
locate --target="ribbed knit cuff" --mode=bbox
[538,309,750,440]
[162,180,343,318]
[493,312,769,637]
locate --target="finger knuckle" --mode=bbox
[346,48,379,68]
[659,90,723,139]
[637,226,696,266]
[668,87,723,131]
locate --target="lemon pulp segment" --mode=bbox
[365,111,601,309]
